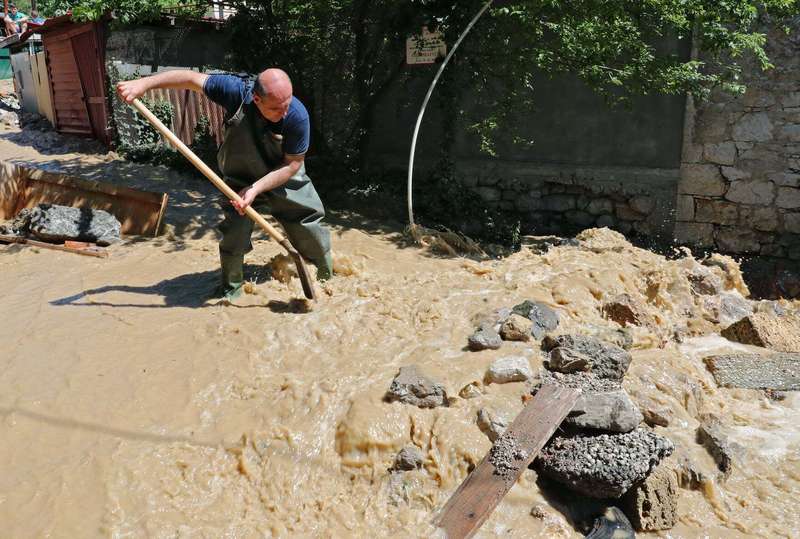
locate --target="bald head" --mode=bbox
[255,68,292,101]
[252,68,293,122]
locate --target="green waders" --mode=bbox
[215,98,332,299]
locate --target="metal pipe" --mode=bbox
[406,0,494,228]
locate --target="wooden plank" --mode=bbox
[0,234,109,258]
[433,385,580,539]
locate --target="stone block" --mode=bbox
[676,195,695,221]
[629,195,655,214]
[780,124,800,142]
[674,222,714,247]
[715,228,761,254]
[732,112,773,141]
[780,91,800,108]
[694,199,738,225]
[544,334,632,380]
[542,194,575,212]
[721,312,800,352]
[587,198,614,215]
[767,172,800,187]
[776,187,800,209]
[616,204,645,221]
[784,212,800,233]
[566,210,596,227]
[725,180,775,205]
[703,142,737,165]
[704,353,800,391]
[749,206,780,232]
[515,196,541,212]
[565,389,644,433]
[680,165,726,196]
[682,144,704,163]
[621,465,679,531]
[485,356,533,384]
[721,167,751,181]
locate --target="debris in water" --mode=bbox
[267,253,296,284]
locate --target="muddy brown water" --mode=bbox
[0,126,799,538]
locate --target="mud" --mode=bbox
[0,118,799,538]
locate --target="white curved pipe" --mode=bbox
[407,0,495,227]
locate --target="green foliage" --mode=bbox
[117,97,175,163]
[35,0,204,23]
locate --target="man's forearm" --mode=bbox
[252,162,302,194]
[137,70,208,93]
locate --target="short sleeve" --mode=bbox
[282,98,310,155]
[203,74,247,116]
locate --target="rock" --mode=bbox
[27,204,121,245]
[529,504,548,519]
[703,352,800,391]
[602,294,650,328]
[385,366,448,408]
[468,329,502,351]
[725,180,775,206]
[485,356,533,384]
[703,142,737,166]
[621,465,679,531]
[536,429,675,499]
[681,165,726,196]
[629,195,655,215]
[499,313,533,342]
[721,312,800,352]
[477,408,508,442]
[566,390,643,433]
[732,112,773,141]
[0,109,19,126]
[586,507,635,539]
[544,334,632,380]
[696,415,742,479]
[459,381,482,399]
[512,300,559,339]
[393,445,424,471]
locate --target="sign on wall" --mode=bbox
[406,27,447,65]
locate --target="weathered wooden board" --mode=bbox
[0,234,109,258]
[433,384,580,539]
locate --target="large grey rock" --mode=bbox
[536,429,675,498]
[704,353,800,391]
[385,366,448,409]
[485,356,533,384]
[567,390,643,433]
[512,300,559,339]
[621,465,679,531]
[544,334,632,380]
[27,204,121,245]
[468,329,502,351]
[732,112,773,141]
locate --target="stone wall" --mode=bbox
[675,23,800,260]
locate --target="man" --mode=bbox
[28,10,45,26]
[3,4,28,35]
[117,68,332,301]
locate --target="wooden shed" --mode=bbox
[37,15,111,144]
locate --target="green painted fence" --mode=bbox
[0,48,12,79]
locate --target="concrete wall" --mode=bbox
[106,24,233,70]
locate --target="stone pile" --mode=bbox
[533,333,677,531]
[468,300,560,351]
[1,204,121,245]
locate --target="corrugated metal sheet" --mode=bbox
[145,87,225,146]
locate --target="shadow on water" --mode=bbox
[50,264,272,309]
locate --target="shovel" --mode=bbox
[130,98,317,301]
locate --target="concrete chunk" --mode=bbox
[621,465,679,531]
[703,353,800,390]
[385,366,448,408]
[485,356,533,384]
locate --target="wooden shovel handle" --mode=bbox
[130,98,317,300]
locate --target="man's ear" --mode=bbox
[253,93,262,104]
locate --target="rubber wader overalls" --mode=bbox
[215,93,332,299]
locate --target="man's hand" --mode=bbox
[231,185,258,216]
[116,79,150,104]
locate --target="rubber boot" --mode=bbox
[217,252,245,302]
[315,252,334,282]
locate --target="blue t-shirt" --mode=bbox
[203,74,310,156]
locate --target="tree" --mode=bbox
[35,0,202,23]
[223,0,799,166]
